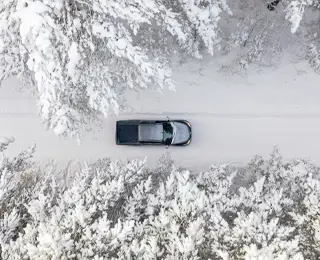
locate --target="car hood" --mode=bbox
[172,122,190,144]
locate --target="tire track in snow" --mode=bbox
[119,112,320,119]
[2,111,320,119]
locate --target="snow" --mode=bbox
[314,220,320,241]
[73,18,81,30]
[16,0,51,42]
[53,115,68,136]
[66,42,81,79]
[1,55,320,170]
[116,38,127,50]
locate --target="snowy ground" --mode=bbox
[1,55,320,170]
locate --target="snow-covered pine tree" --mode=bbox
[221,0,304,71]
[218,0,320,72]
[283,0,320,74]
[0,141,48,259]
[1,147,320,259]
[0,0,229,139]
[284,0,313,33]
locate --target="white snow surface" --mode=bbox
[67,42,81,79]
[1,55,320,170]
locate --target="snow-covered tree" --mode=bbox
[284,0,312,34]
[220,0,305,71]
[0,0,229,139]
[0,140,45,256]
[1,146,320,259]
[282,0,320,74]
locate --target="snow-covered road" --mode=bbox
[1,56,320,170]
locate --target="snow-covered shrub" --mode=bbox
[1,147,320,259]
[0,0,229,139]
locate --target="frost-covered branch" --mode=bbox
[0,137,14,152]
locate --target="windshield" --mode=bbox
[163,122,174,145]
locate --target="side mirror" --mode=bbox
[167,116,170,121]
